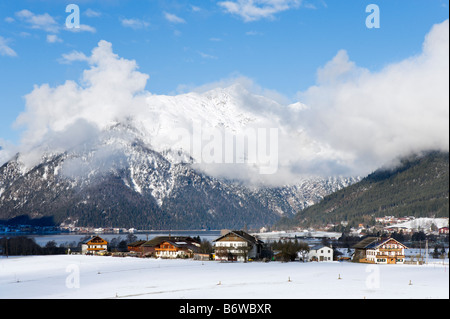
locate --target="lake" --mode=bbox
[6,230,222,247]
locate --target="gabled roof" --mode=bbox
[127,240,147,247]
[310,245,332,251]
[353,237,379,249]
[159,240,199,251]
[141,236,198,247]
[369,237,409,249]
[82,236,108,244]
[353,237,408,249]
[213,230,263,245]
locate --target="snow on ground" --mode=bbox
[387,217,449,230]
[1,255,448,299]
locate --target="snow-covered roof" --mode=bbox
[310,245,332,251]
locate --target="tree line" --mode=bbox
[0,234,141,256]
[0,237,66,256]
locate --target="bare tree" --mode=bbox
[298,241,310,262]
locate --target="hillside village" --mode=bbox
[313,216,449,237]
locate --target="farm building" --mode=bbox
[308,245,333,262]
[213,230,264,262]
[81,236,108,255]
[353,237,408,264]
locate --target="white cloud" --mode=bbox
[14,9,96,36]
[245,30,263,36]
[64,24,97,33]
[84,9,102,18]
[7,19,449,184]
[298,19,449,174]
[120,18,150,29]
[46,34,63,43]
[19,31,31,38]
[0,36,17,57]
[15,9,59,33]
[59,50,89,64]
[218,0,302,22]
[164,12,186,24]
[198,51,218,60]
[15,40,149,156]
[0,139,17,165]
[11,40,325,184]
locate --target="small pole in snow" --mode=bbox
[409,280,412,285]
[288,276,291,282]
[338,274,342,280]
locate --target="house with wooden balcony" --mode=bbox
[127,236,200,258]
[353,237,408,264]
[81,236,108,255]
[154,239,200,259]
[127,236,200,257]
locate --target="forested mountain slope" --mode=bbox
[278,151,449,229]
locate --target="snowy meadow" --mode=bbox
[0,255,448,299]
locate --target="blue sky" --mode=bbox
[0,0,449,146]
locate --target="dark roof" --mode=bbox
[163,240,199,251]
[81,236,107,244]
[353,237,379,249]
[128,240,147,247]
[310,245,332,251]
[370,237,408,249]
[213,230,263,245]
[141,236,198,247]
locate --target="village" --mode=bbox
[79,225,449,265]
[1,216,449,264]
[1,218,449,300]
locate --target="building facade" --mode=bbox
[128,236,200,257]
[81,236,108,255]
[154,240,200,258]
[213,230,263,262]
[353,237,408,264]
[308,245,333,262]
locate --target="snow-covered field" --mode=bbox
[1,255,448,299]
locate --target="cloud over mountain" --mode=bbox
[298,19,449,175]
[2,20,448,186]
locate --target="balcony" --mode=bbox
[376,254,405,259]
[155,247,177,252]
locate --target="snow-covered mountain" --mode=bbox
[0,117,358,230]
[0,40,361,229]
